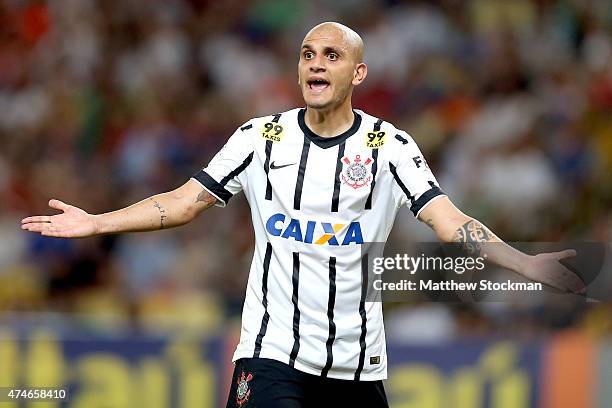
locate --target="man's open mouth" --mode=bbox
[307,79,330,92]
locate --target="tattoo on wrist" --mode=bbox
[452,219,491,255]
[152,199,167,229]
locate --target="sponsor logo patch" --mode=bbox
[366,131,386,148]
[270,161,295,170]
[261,122,284,142]
[266,213,363,245]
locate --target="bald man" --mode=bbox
[23,22,584,407]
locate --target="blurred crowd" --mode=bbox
[0,0,611,339]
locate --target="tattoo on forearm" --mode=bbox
[425,218,434,229]
[152,199,167,229]
[452,220,492,255]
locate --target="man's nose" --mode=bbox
[309,56,326,72]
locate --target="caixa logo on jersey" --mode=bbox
[266,213,363,245]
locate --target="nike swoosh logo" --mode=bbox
[270,161,296,170]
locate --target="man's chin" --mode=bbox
[304,98,333,110]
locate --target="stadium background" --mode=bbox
[0,0,611,406]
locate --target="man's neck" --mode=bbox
[304,101,354,138]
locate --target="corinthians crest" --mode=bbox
[341,154,373,189]
[236,371,253,406]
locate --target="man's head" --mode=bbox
[298,22,367,111]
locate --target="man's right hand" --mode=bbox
[21,180,217,237]
[21,199,98,238]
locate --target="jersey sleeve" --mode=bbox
[191,124,254,207]
[389,132,445,217]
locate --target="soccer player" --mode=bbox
[22,22,583,407]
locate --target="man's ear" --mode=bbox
[352,63,367,86]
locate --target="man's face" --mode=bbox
[298,27,360,110]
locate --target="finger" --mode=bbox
[22,222,71,237]
[555,249,577,260]
[556,265,586,294]
[21,216,51,224]
[22,223,49,233]
[49,199,70,212]
[564,278,586,295]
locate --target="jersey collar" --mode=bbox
[298,108,362,149]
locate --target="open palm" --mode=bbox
[520,250,585,294]
[21,199,98,238]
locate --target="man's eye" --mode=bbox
[328,53,338,61]
[304,51,314,59]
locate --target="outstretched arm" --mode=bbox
[21,179,216,237]
[418,196,585,294]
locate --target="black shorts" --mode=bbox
[226,358,389,408]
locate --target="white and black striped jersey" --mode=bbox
[192,107,445,380]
